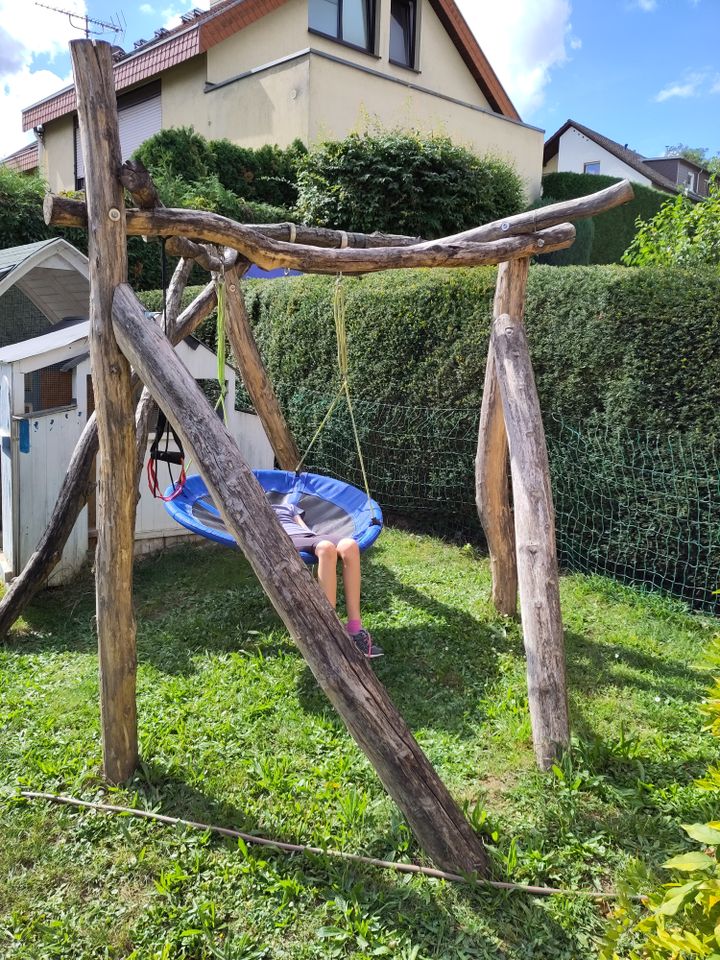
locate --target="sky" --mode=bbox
[1,0,718,162]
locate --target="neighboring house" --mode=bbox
[22,0,544,199]
[642,155,712,199]
[543,120,710,200]
[0,238,273,584]
[0,142,39,175]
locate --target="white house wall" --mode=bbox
[552,127,653,187]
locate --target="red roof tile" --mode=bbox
[1,141,39,172]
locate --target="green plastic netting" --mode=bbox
[279,389,720,616]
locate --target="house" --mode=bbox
[0,142,39,176]
[0,238,273,584]
[22,0,544,199]
[642,155,712,199]
[543,120,711,200]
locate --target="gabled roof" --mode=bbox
[1,141,39,173]
[23,0,520,131]
[0,239,90,326]
[0,321,90,367]
[544,119,683,196]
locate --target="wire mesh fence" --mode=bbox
[283,388,720,616]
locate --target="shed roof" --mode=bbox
[0,320,89,366]
[0,239,90,327]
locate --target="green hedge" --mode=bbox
[143,265,720,436]
[141,266,720,610]
[542,172,671,264]
[237,266,720,437]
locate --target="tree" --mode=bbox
[622,180,720,269]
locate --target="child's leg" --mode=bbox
[315,540,338,608]
[337,538,361,622]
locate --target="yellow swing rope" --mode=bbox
[295,274,373,503]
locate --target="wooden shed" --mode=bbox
[0,238,273,584]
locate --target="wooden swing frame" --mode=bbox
[1,40,634,874]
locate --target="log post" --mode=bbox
[112,280,488,875]
[475,260,529,617]
[71,39,138,783]
[224,267,301,470]
[491,311,570,769]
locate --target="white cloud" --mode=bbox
[160,1,209,31]
[455,0,577,118]
[139,3,155,13]
[636,0,657,11]
[0,0,87,158]
[654,70,713,101]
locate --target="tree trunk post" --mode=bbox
[112,280,489,875]
[71,39,137,783]
[491,310,570,769]
[475,260,529,617]
[224,267,301,470]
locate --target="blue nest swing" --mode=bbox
[164,470,383,564]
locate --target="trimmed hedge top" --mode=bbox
[542,172,670,265]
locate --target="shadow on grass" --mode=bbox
[121,761,582,960]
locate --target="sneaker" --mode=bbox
[350,628,384,659]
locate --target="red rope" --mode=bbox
[147,456,187,502]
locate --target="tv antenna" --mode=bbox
[34,3,126,41]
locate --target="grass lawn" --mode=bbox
[0,527,717,959]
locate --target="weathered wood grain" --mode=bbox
[45,196,577,274]
[71,38,138,783]
[491,312,570,769]
[45,194,421,249]
[420,180,635,246]
[112,280,489,875]
[475,260,529,617]
[224,266,300,470]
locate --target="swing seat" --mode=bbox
[163,470,383,564]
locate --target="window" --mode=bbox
[75,81,161,189]
[309,0,375,52]
[584,161,600,175]
[685,171,695,192]
[390,0,417,68]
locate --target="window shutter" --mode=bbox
[75,89,161,183]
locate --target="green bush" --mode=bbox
[542,172,671,264]
[0,167,53,248]
[295,130,524,238]
[529,195,595,266]
[602,635,720,958]
[209,138,306,208]
[132,126,214,182]
[623,180,720,270]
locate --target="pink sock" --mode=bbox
[346,619,362,635]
